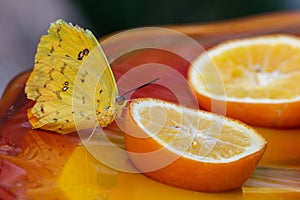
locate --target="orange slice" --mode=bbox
[188,34,300,128]
[124,98,266,192]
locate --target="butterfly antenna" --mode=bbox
[116,78,160,105]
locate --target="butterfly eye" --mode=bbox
[116,96,125,105]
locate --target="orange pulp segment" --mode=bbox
[124,98,267,192]
[188,34,300,127]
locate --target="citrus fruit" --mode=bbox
[123,98,267,192]
[188,34,300,128]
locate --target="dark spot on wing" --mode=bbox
[50,46,54,54]
[77,51,84,60]
[77,48,89,60]
[105,105,111,111]
[80,70,88,83]
[62,81,69,91]
[40,105,44,113]
[62,86,68,91]
[56,26,61,35]
[83,48,89,55]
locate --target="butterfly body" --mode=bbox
[25,19,120,134]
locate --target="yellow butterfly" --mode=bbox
[25,19,125,134]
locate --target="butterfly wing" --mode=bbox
[25,19,118,134]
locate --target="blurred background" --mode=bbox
[0,0,300,96]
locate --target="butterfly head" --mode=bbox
[116,96,126,106]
